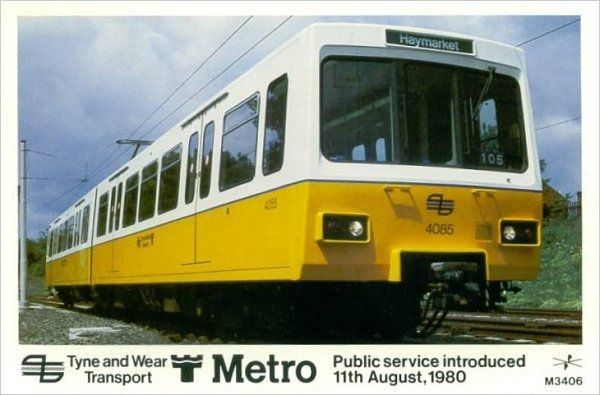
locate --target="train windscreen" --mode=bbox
[320,57,527,172]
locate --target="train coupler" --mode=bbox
[428,261,484,308]
[417,261,484,337]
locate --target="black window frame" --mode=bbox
[59,222,68,252]
[97,192,109,237]
[67,215,75,249]
[185,132,199,204]
[46,230,53,257]
[81,205,90,243]
[319,55,529,174]
[74,211,81,246]
[158,144,183,214]
[200,121,215,199]
[52,228,59,255]
[219,93,260,191]
[51,229,57,256]
[123,173,139,228]
[138,161,158,222]
[262,74,289,176]
[108,186,117,233]
[115,182,123,231]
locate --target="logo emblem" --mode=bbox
[171,355,203,382]
[426,194,454,216]
[21,355,65,383]
[553,355,582,370]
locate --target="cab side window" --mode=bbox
[263,74,288,175]
[219,94,259,191]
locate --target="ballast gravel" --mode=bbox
[19,303,219,345]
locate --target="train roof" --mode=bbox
[49,22,527,228]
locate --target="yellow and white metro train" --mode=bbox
[45,23,542,338]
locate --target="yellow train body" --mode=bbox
[47,181,540,287]
[44,24,543,328]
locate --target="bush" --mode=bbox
[506,218,582,310]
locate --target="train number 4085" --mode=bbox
[425,223,454,235]
[544,376,583,386]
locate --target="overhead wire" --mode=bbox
[536,116,581,131]
[27,148,88,165]
[85,16,293,186]
[136,16,294,141]
[38,16,289,216]
[84,16,254,184]
[516,18,580,47]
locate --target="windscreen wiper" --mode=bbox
[472,66,496,120]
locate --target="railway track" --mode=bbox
[26,295,228,344]
[27,295,582,344]
[428,308,582,344]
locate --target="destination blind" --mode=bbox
[386,30,474,54]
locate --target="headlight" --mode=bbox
[500,221,538,245]
[348,221,364,237]
[321,214,369,242]
[502,225,516,241]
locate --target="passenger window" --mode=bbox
[67,216,75,249]
[138,162,158,221]
[74,211,81,246]
[200,122,214,199]
[115,183,123,231]
[158,144,182,214]
[52,229,58,255]
[46,231,52,257]
[60,222,68,252]
[220,95,259,191]
[81,205,90,243]
[108,186,116,233]
[123,174,139,227]
[185,132,199,204]
[263,74,288,175]
[97,193,109,236]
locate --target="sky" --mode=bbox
[16,14,582,238]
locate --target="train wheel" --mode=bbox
[56,287,75,308]
[92,286,114,314]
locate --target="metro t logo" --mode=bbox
[171,355,203,383]
[426,194,455,216]
[21,355,65,383]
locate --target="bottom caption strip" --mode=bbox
[17,350,586,391]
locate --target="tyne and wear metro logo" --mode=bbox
[21,355,65,383]
[426,194,455,216]
[171,355,204,383]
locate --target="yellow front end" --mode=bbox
[300,181,541,282]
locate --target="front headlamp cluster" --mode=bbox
[322,214,369,242]
[500,220,538,245]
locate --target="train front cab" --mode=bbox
[295,26,542,313]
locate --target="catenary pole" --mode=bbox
[19,140,28,308]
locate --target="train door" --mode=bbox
[195,110,217,264]
[109,181,123,272]
[107,184,118,272]
[181,116,203,265]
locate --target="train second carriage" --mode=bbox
[44,24,542,338]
